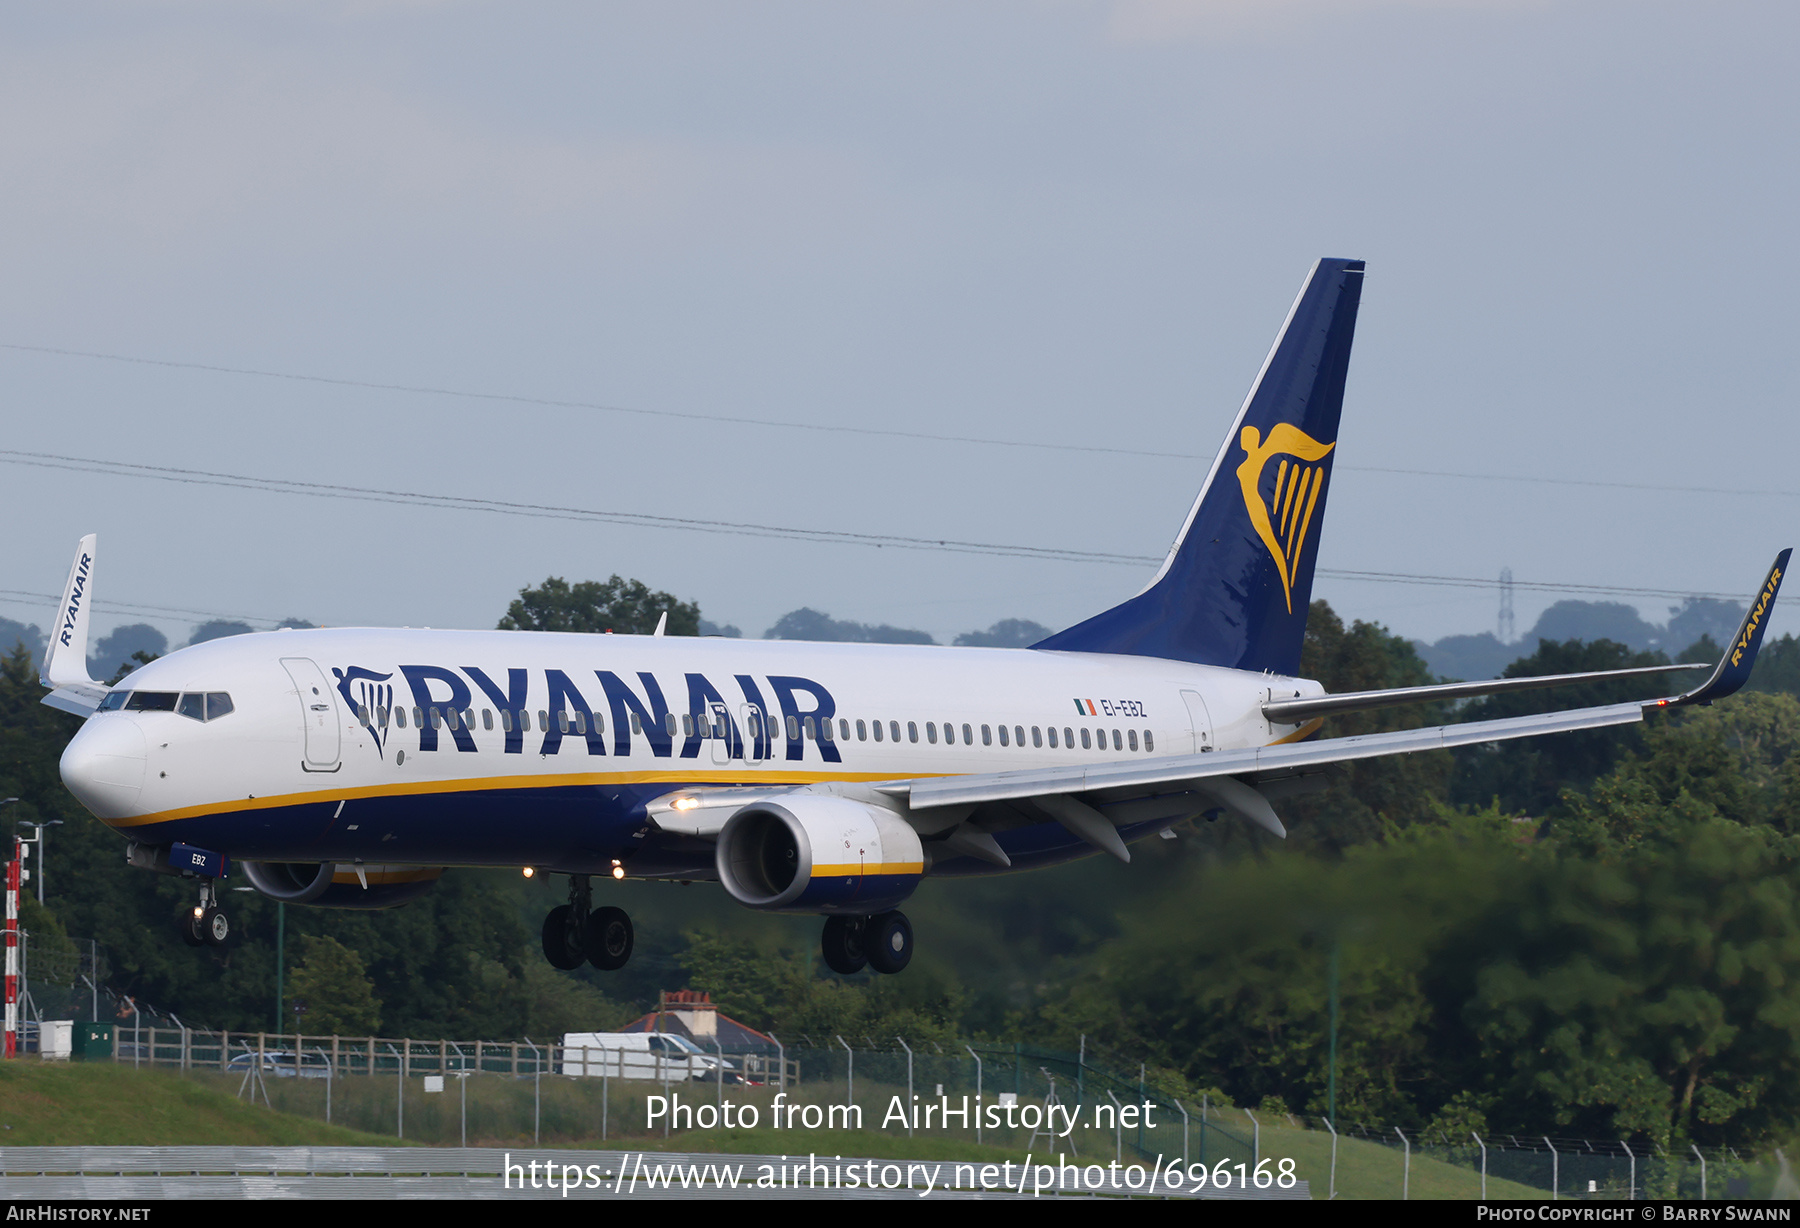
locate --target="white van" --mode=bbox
[559,1031,731,1082]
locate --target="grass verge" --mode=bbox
[0,1060,406,1146]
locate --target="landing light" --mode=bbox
[671,797,698,811]
[611,860,625,881]
[522,867,536,878]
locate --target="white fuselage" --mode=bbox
[58,626,1321,876]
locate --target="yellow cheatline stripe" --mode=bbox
[812,862,925,876]
[102,767,942,829]
[105,726,1314,831]
[1267,717,1325,746]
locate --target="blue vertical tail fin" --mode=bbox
[1033,258,1366,675]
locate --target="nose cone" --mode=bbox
[61,717,147,820]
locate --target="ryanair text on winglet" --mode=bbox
[1732,564,1783,668]
[59,552,91,648]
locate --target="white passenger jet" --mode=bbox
[40,259,1788,975]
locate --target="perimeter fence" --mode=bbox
[1333,1124,1790,1201]
[80,1027,1251,1168]
[25,1019,1796,1199]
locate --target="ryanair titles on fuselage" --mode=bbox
[334,663,843,763]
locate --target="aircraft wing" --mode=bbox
[890,549,1789,847]
[652,552,1788,853]
[648,698,1654,851]
[42,682,109,717]
[887,699,1649,832]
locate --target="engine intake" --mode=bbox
[715,795,924,914]
[241,861,443,910]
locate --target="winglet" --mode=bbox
[41,533,101,690]
[1661,548,1789,709]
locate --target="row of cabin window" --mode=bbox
[355,703,1153,754]
[358,705,727,738]
[358,705,644,735]
[842,719,1151,753]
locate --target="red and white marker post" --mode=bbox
[4,838,18,1058]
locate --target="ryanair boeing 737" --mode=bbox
[38,259,1789,975]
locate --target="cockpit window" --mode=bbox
[125,691,179,712]
[102,689,233,720]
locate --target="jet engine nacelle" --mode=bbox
[715,795,925,914]
[241,861,444,910]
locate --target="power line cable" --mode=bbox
[1313,569,1741,602]
[4,342,1796,499]
[0,448,1750,605]
[0,448,1153,566]
[0,342,1176,461]
[0,589,282,628]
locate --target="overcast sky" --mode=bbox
[2,0,1795,653]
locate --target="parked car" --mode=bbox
[225,1050,333,1079]
[559,1032,737,1082]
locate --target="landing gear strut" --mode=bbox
[821,910,913,975]
[177,880,229,948]
[540,875,635,971]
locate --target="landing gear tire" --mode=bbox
[865,910,913,975]
[820,915,869,975]
[201,905,230,946]
[584,906,634,971]
[541,904,586,970]
[179,881,228,948]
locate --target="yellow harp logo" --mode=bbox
[1236,423,1335,613]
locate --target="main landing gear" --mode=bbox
[821,911,913,976]
[541,874,635,972]
[177,880,230,948]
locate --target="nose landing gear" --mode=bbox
[821,910,912,975]
[177,881,230,948]
[540,875,635,971]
